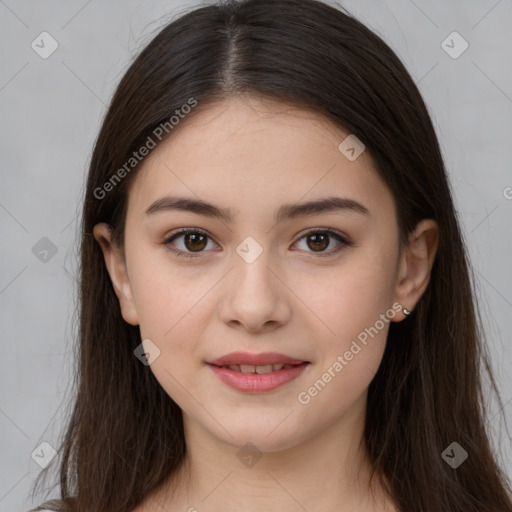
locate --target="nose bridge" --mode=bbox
[219,235,290,331]
[233,238,278,305]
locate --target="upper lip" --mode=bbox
[208,352,308,367]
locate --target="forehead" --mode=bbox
[126,96,393,223]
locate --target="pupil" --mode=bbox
[308,233,328,251]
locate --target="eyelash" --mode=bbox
[162,228,353,259]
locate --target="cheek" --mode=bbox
[127,252,209,398]
[293,249,397,345]
[134,271,208,416]
[296,317,391,417]
[129,246,215,337]
[291,244,396,401]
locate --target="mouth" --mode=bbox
[206,352,311,393]
[207,361,311,394]
[207,351,309,368]
[211,363,300,374]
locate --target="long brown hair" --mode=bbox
[30,0,512,510]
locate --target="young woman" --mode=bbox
[30,0,512,511]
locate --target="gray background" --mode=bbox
[0,0,511,509]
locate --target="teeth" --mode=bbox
[255,364,274,374]
[242,364,277,374]
[221,363,295,373]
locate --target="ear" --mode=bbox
[392,219,439,322]
[93,223,139,326]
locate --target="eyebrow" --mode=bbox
[145,195,370,222]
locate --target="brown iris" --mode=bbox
[306,232,329,252]
[184,232,208,252]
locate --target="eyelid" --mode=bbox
[297,227,350,243]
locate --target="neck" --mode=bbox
[152,391,394,512]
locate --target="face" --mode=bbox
[94,96,437,453]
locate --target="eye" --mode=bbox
[163,228,218,258]
[292,228,352,257]
[162,227,352,259]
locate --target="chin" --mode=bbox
[211,417,309,454]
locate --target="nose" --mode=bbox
[218,249,292,333]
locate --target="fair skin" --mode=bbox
[94,96,438,512]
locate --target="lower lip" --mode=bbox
[207,362,310,393]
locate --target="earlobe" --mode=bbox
[392,219,439,322]
[92,223,139,326]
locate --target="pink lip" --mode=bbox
[208,351,307,367]
[207,362,310,393]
